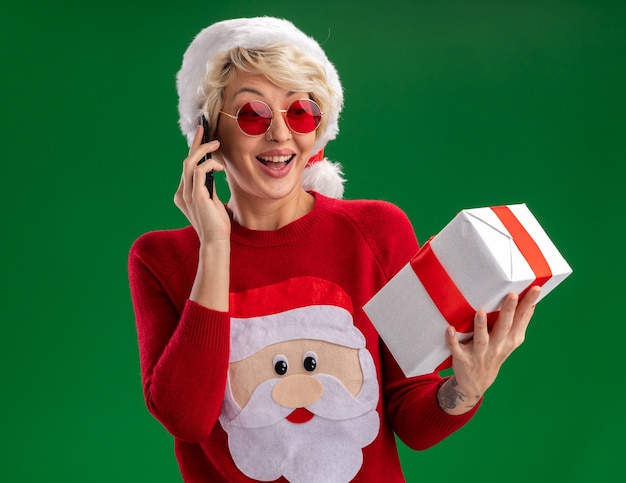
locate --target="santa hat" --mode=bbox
[228,277,365,362]
[176,17,346,198]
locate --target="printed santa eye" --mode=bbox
[303,351,317,372]
[273,354,288,375]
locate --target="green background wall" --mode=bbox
[2,0,623,481]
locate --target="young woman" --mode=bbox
[129,17,540,482]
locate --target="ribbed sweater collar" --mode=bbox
[229,192,331,248]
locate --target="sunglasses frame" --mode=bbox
[219,98,323,137]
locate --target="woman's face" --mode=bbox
[215,70,316,204]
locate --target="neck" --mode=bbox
[227,189,315,231]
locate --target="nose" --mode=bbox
[267,110,291,142]
[272,374,323,408]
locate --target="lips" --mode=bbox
[256,154,295,171]
[286,407,315,424]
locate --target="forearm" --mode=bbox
[190,240,230,311]
[145,301,230,441]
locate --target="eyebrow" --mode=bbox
[233,87,297,99]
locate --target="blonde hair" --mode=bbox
[199,45,338,142]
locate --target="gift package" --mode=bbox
[363,204,572,377]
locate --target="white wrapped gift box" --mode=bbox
[363,204,572,377]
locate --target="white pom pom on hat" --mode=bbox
[176,16,346,198]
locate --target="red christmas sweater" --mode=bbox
[129,192,479,482]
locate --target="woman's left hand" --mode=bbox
[437,286,542,415]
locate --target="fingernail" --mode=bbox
[447,326,455,337]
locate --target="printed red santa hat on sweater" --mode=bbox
[228,276,366,362]
[176,17,346,198]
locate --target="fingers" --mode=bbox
[184,139,221,178]
[446,310,489,358]
[445,325,463,359]
[174,169,188,215]
[517,285,541,313]
[175,128,222,223]
[472,312,489,350]
[489,286,541,349]
[508,286,541,347]
[182,139,221,205]
[188,124,204,155]
[489,293,518,344]
[192,161,223,202]
[188,124,220,162]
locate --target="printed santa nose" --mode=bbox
[272,374,323,408]
[270,352,323,409]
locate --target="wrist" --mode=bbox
[199,239,230,257]
[437,376,482,415]
[190,240,230,311]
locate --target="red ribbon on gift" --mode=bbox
[490,206,552,295]
[410,205,553,372]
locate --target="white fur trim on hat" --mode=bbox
[176,17,346,198]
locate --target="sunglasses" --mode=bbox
[219,99,323,136]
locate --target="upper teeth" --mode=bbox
[258,155,292,163]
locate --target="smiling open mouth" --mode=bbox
[256,154,295,170]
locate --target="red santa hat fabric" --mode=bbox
[229,277,364,362]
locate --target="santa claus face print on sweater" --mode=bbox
[219,277,380,483]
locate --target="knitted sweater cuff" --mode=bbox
[177,299,230,352]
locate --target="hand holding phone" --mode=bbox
[198,115,215,199]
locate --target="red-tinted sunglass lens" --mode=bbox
[287,100,322,134]
[237,101,272,135]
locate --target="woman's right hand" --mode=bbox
[174,124,230,245]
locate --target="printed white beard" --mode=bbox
[219,356,380,483]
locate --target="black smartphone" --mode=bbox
[198,115,214,199]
